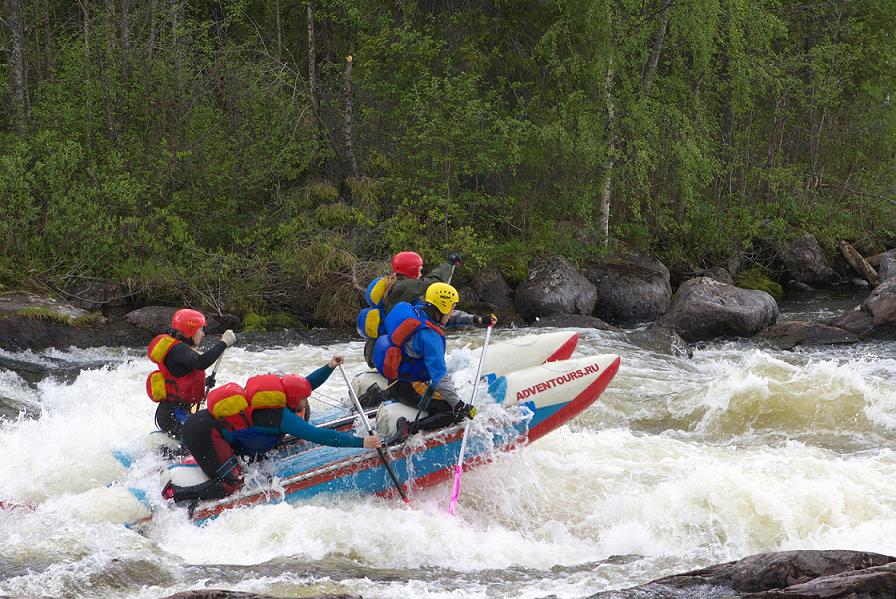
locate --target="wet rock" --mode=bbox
[582,252,672,325]
[532,314,618,331]
[163,592,360,599]
[825,309,875,339]
[626,323,692,358]
[470,267,514,310]
[589,550,896,599]
[878,251,896,282]
[785,281,815,294]
[658,277,778,342]
[124,306,237,335]
[701,266,734,285]
[754,321,859,350]
[514,256,597,322]
[782,234,838,286]
[0,293,150,351]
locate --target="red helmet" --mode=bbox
[392,251,423,278]
[281,374,312,411]
[171,308,207,337]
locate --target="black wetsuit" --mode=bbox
[155,335,227,440]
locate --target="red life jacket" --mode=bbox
[207,374,305,431]
[145,334,206,404]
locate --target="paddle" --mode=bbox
[337,363,411,505]
[448,323,493,515]
[203,351,226,401]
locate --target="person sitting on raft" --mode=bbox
[373,283,496,442]
[167,355,381,502]
[362,251,460,367]
[145,308,236,440]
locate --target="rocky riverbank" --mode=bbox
[2,233,893,355]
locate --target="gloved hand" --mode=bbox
[221,329,236,347]
[205,373,216,388]
[476,313,497,327]
[446,252,462,267]
[454,401,477,422]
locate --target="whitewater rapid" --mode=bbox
[2,315,896,598]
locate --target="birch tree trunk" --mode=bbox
[641,1,670,94]
[344,55,361,178]
[597,55,614,247]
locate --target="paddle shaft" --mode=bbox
[448,324,493,514]
[202,350,227,403]
[337,364,411,504]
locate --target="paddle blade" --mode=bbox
[448,464,463,515]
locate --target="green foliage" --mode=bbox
[1,0,894,323]
[242,311,298,332]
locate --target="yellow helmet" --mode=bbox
[424,282,459,315]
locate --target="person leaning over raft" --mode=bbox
[145,308,236,439]
[362,251,460,367]
[168,354,381,502]
[373,283,497,442]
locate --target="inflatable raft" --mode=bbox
[129,351,620,526]
[351,329,579,403]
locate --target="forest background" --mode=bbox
[1,0,895,328]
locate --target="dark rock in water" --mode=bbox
[658,277,778,342]
[532,313,618,331]
[515,256,597,322]
[785,281,815,294]
[754,321,860,350]
[878,252,896,283]
[782,234,839,286]
[582,252,672,325]
[162,592,360,599]
[0,354,53,384]
[627,323,692,358]
[470,267,514,310]
[825,309,874,338]
[0,313,151,351]
[588,550,896,599]
[124,306,238,335]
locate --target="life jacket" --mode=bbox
[372,301,445,381]
[357,276,392,339]
[206,375,301,455]
[145,334,206,403]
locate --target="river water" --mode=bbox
[2,290,896,598]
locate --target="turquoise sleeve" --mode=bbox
[280,409,364,448]
[305,364,334,390]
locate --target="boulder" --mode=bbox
[469,267,514,310]
[124,306,237,335]
[878,250,896,282]
[0,292,150,351]
[754,321,859,350]
[825,309,875,338]
[514,256,597,322]
[861,278,896,338]
[626,323,692,358]
[532,314,617,331]
[587,550,896,598]
[781,234,838,286]
[582,253,672,325]
[658,277,778,341]
[701,266,734,285]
